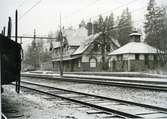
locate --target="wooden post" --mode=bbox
[59,30,63,77]
[15,9,20,93]
[3,27,6,36]
[0,51,1,114]
[33,29,37,69]
[15,10,18,42]
[59,14,63,77]
[7,17,12,39]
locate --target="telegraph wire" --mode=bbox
[15,12,167,40]
[85,0,143,22]
[11,15,167,40]
[62,0,102,25]
[19,0,42,21]
[64,0,141,25]
[13,18,144,40]
[70,0,102,15]
[16,0,150,38]
[94,0,139,18]
[17,0,27,9]
[71,4,147,28]
[98,14,166,35]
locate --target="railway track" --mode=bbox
[2,113,8,119]
[18,81,167,118]
[22,74,167,91]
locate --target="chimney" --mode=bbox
[93,23,98,34]
[129,31,141,42]
[87,22,92,36]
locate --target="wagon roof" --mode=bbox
[0,34,21,52]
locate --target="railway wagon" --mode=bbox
[0,34,21,88]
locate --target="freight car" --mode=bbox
[0,34,22,93]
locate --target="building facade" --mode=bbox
[108,32,164,72]
[51,25,120,72]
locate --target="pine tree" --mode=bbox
[163,8,167,52]
[117,8,133,46]
[96,15,107,70]
[144,0,166,49]
[24,39,51,69]
[93,14,116,70]
[106,13,115,38]
[79,20,86,28]
[97,15,105,32]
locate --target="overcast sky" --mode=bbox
[0,0,166,48]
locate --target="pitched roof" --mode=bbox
[108,42,164,55]
[129,32,141,36]
[72,32,101,55]
[63,27,88,46]
[52,41,61,48]
[52,27,88,48]
[109,36,121,48]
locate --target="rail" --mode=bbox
[2,113,7,119]
[15,81,167,118]
[22,73,167,91]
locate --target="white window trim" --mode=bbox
[90,58,96,68]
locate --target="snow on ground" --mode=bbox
[22,77,167,109]
[2,85,103,119]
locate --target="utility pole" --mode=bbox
[15,9,20,93]
[33,29,37,69]
[59,13,63,77]
[15,10,18,43]
[33,29,36,48]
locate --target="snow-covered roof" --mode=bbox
[72,32,101,55]
[52,27,88,49]
[129,32,141,36]
[52,42,60,48]
[63,27,88,46]
[110,36,121,47]
[108,42,164,55]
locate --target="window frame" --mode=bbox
[89,58,97,68]
[135,54,139,60]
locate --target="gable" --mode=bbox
[72,32,101,55]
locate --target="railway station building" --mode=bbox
[50,23,120,72]
[108,31,164,72]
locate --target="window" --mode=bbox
[78,60,81,68]
[93,43,98,52]
[106,44,110,52]
[154,55,157,61]
[144,55,148,65]
[117,55,123,61]
[135,54,139,60]
[90,58,96,68]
